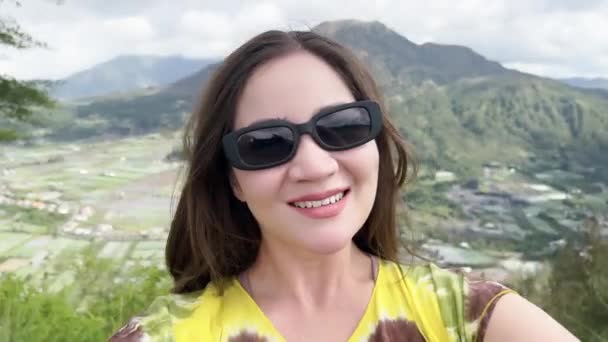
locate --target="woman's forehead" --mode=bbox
[234,51,355,129]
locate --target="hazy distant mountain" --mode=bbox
[558,77,608,91]
[50,55,215,100]
[73,20,608,179]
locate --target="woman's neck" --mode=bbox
[245,240,373,310]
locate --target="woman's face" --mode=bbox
[231,51,379,255]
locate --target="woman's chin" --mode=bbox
[264,223,359,256]
[300,231,355,255]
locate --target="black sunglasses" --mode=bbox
[222,100,383,170]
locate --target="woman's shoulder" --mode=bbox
[108,289,206,342]
[379,259,515,342]
[108,277,253,341]
[382,259,512,299]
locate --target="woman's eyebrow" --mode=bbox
[243,101,353,127]
[246,116,289,127]
[315,101,352,114]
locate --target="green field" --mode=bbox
[0,233,33,254]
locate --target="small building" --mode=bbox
[57,203,70,215]
[434,170,456,182]
[80,206,94,217]
[97,224,114,234]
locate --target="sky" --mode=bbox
[1,0,607,80]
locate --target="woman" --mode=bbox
[109,30,578,341]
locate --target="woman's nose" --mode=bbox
[287,135,338,182]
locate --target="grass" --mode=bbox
[9,236,53,258]
[0,204,67,231]
[46,238,90,255]
[0,233,32,255]
[5,222,49,234]
[130,241,165,260]
[97,242,133,259]
[108,213,170,232]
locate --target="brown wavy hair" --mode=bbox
[166,29,416,294]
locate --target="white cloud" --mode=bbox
[0,3,159,79]
[503,62,588,78]
[238,2,285,29]
[103,16,154,40]
[180,10,233,38]
[0,0,606,80]
[176,3,287,57]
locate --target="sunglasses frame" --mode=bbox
[222,100,383,170]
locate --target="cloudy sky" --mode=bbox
[1,0,606,80]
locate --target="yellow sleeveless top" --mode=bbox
[109,260,513,342]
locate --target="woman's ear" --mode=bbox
[230,172,245,202]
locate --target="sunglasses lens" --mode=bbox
[316,107,371,148]
[237,126,294,166]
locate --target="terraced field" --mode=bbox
[0,134,180,286]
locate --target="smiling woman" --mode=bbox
[108,29,579,342]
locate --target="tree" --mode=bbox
[0,0,55,141]
[537,216,607,341]
[511,215,608,341]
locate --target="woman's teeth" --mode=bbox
[292,191,345,209]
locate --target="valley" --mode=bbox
[1,133,605,290]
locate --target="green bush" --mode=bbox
[0,247,171,342]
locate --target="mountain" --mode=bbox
[162,62,220,97]
[71,20,608,180]
[558,77,608,91]
[315,20,509,85]
[49,55,215,100]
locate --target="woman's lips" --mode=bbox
[289,190,349,219]
[286,187,350,203]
